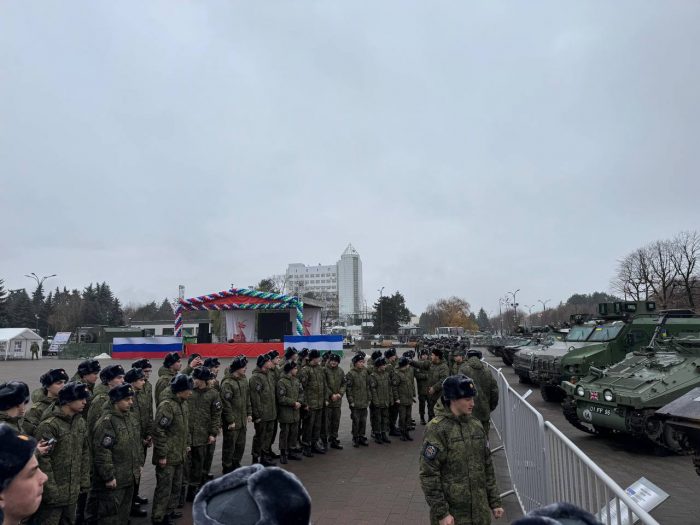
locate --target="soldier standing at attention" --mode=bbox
[86,365,125,434]
[0,381,31,433]
[151,374,193,525]
[30,341,40,360]
[459,349,499,435]
[324,353,346,449]
[91,384,142,525]
[220,357,252,474]
[123,368,151,518]
[186,367,221,502]
[33,382,91,525]
[366,350,381,438]
[130,360,154,510]
[419,375,504,525]
[276,361,304,464]
[369,357,396,444]
[345,353,370,447]
[413,350,431,425]
[450,348,465,375]
[384,348,401,436]
[395,357,415,441]
[249,355,277,466]
[299,349,327,457]
[426,349,450,421]
[155,353,182,404]
[24,368,69,437]
[132,358,154,410]
[72,360,101,422]
[267,350,283,459]
[201,357,221,482]
[181,353,203,376]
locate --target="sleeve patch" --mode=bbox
[278,386,286,396]
[159,416,171,428]
[422,442,439,460]
[224,392,232,400]
[255,382,263,392]
[214,401,222,410]
[101,435,114,448]
[346,377,353,388]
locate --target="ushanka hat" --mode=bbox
[256,354,270,369]
[0,424,37,490]
[192,366,214,382]
[170,373,194,394]
[229,357,247,372]
[442,375,477,400]
[58,382,91,405]
[99,365,125,384]
[124,367,145,384]
[204,357,220,369]
[109,383,135,403]
[40,368,69,388]
[164,352,181,368]
[132,358,152,370]
[0,382,30,410]
[77,359,101,377]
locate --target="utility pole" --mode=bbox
[377,287,384,335]
[523,304,535,328]
[538,298,550,323]
[498,297,507,336]
[507,289,520,332]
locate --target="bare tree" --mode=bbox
[645,240,678,309]
[669,230,700,308]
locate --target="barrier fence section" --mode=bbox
[486,363,660,525]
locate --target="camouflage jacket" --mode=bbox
[36,405,90,506]
[419,403,501,525]
[459,358,499,424]
[92,406,142,488]
[220,374,251,430]
[0,411,23,433]
[24,391,55,437]
[71,373,95,421]
[276,375,303,424]
[299,363,327,410]
[428,360,450,400]
[369,369,396,408]
[187,386,222,447]
[249,369,277,422]
[155,366,177,404]
[87,383,111,434]
[324,366,346,408]
[152,396,190,466]
[345,368,370,409]
[132,385,154,440]
[395,367,415,406]
[450,360,464,375]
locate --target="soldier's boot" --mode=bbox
[168,510,184,519]
[389,426,401,437]
[135,494,149,505]
[269,449,281,459]
[302,445,314,458]
[400,432,408,441]
[290,446,302,454]
[251,454,260,464]
[404,430,414,441]
[420,417,426,425]
[373,432,384,444]
[312,441,326,454]
[288,449,302,460]
[381,432,391,444]
[320,439,328,452]
[280,450,288,464]
[352,437,360,448]
[330,439,343,450]
[186,485,197,502]
[359,436,369,446]
[130,503,148,517]
[260,454,277,467]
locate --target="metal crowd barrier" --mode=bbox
[485,362,660,525]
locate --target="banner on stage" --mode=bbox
[284,335,343,352]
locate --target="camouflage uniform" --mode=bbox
[151,395,190,523]
[33,405,90,525]
[0,410,23,433]
[419,403,501,525]
[386,359,400,433]
[154,367,176,405]
[187,385,222,490]
[86,383,110,434]
[269,364,282,449]
[249,369,277,461]
[92,406,142,525]
[427,359,450,420]
[414,360,431,423]
[369,368,396,436]
[345,367,370,442]
[71,373,96,421]
[395,367,415,435]
[276,373,304,453]
[324,364,346,444]
[220,374,251,472]
[459,357,499,434]
[24,390,55,437]
[299,362,327,448]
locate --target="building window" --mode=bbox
[162,328,175,336]
[144,329,156,336]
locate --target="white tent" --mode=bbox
[0,328,44,360]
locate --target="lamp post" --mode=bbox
[25,272,57,289]
[523,304,535,328]
[498,297,507,336]
[507,289,520,332]
[377,287,385,335]
[538,298,550,322]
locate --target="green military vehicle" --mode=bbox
[561,319,700,453]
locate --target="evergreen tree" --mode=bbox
[0,279,8,328]
[372,291,412,335]
[6,289,35,329]
[476,308,492,332]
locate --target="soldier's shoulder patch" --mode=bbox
[159,416,171,427]
[278,386,286,396]
[101,435,114,448]
[422,442,439,460]
[346,376,353,387]
[224,392,232,400]
[255,382,263,392]
[214,400,222,409]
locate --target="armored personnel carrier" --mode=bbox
[561,329,700,453]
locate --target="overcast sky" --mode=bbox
[2,1,699,317]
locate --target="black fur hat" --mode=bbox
[193,366,214,382]
[431,348,444,359]
[355,350,366,358]
[308,349,321,360]
[229,357,247,372]
[204,357,220,369]
[284,347,297,360]
[192,464,311,525]
[442,375,477,401]
[299,348,309,359]
[99,365,125,384]
[188,353,202,364]
[467,349,483,360]
[109,383,135,403]
[0,382,30,410]
[384,348,397,358]
[124,367,145,384]
[58,382,91,405]
[328,353,341,363]
[398,357,410,368]
[256,354,270,369]
[132,358,152,370]
[283,361,297,374]
[77,359,101,377]
[170,373,194,394]
[374,357,387,368]
[351,354,365,365]
[267,350,279,359]
[163,352,181,368]
[511,502,603,525]
[40,368,69,388]
[0,424,37,490]
[321,351,331,362]
[370,350,382,361]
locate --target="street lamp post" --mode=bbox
[498,297,507,336]
[507,289,520,332]
[377,287,385,335]
[523,305,535,328]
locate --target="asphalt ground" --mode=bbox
[478,347,700,525]
[1,354,523,525]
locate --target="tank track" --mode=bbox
[562,396,596,435]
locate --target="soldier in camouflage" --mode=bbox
[299,349,327,456]
[414,350,431,425]
[201,357,221,481]
[426,349,450,421]
[249,354,277,466]
[345,353,370,447]
[450,348,465,375]
[459,349,499,435]
[366,350,382,438]
[71,360,101,421]
[32,382,91,525]
[91,383,142,525]
[86,365,125,435]
[384,348,401,436]
[154,352,181,405]
[419,375,504,525]
[267,350,283,458]
[181,353,203,376]
[24,368,69,438]
[324,353,346,449]
[130,359,154,510]
[0,381,31,433]
[276,361,304,464]
[220,357,252,474]
[151,373,193,525]
[123,367,151,517]
[395,357,415,441]
[186,366,221,501]
[369,357,396,444]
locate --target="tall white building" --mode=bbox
[284,243,364,319]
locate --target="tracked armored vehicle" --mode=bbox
[561,329,700,453]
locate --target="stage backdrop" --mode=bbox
[224,311,256,342]
[284,335,343,352]
[112,336,183,360]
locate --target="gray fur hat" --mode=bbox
[193,464,311,525]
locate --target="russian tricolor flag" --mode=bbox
[112,337,183,360]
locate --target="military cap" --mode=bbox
[77,359,101,377]
[58,382,91,405]
[351,354,365,365]
[0,382,30,411]
[431,348,444,359]
[192,366,214,381]
[284,347,297,360]
[355,350,366,358]
[419,348,429,356]
[370,350,382,361]
[267,350,279,359]
[467,349,483,360]
[99,364,125,384]
[39,368,69,388]
[321,351,331,362]
[109,383,135,403]
[398,357,410,368]
[327,353,340,363]
[308,349,321,360]
[374,357,387,367]
[511,502,603,525]
[132,358,152,370]
[402,349,415,358]
[256,354,270,369]
[299,348,309,359]
[384,348,396,358]
[442,375,477,401]
[453,348,466,357]
[229,357,247,372]
[192,464,310,525]
[170,373,194,394]
[203,357,220,369]
[283,362,297,374]
[0,424,37,490]
[124,367,145,383]
[188,353,202,364]
[163,352,181,368]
